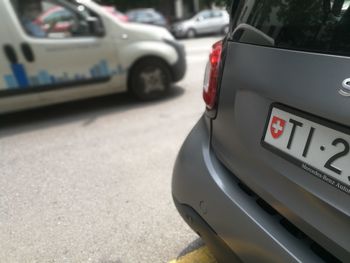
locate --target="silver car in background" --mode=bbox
[126,8,168,27]
[171,9,229,38]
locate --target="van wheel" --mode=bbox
[186,29,196,38]
[129,58,171,100]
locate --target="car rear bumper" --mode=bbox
[173,196,242,263]
[172,116,332,263]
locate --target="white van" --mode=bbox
[0,0,186,114]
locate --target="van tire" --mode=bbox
[129,57,171,100]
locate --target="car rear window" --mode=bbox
[232,0,350,56]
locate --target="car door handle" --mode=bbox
[3,44,18,64]
[21,43,35,63]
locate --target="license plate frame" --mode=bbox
[261,103,350,195]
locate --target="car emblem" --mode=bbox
[270,116,286,139]
[339,78,350,97]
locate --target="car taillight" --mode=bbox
[203,40,223,110]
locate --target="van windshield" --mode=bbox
[232,0,350,56]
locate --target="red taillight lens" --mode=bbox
[203,40,223,110]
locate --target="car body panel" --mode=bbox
[210,40,350,259]
[173,117,329,262]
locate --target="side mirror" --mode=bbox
[195,16,203,22]
[87,17,104,37]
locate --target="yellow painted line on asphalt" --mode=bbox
[169,246,217,263]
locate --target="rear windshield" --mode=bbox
[232,0,350,56]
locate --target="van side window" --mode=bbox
[11,0,101,39]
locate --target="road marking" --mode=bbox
[169,247,217,263]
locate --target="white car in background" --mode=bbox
[171,9,229,38]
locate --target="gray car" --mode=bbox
[171,9,229,38]
[172,0,350,262]
[126,8,167,27]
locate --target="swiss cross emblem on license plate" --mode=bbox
[270,116,286,139]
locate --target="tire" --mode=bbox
[186,28,196,38]
[129,58,171,100]
[221,25,229,35]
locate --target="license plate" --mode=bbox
[262,105,350,195]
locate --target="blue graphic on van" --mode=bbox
[3,60,126,89]
[11,64,30,88]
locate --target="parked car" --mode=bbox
[102,6,128,22]
[0,0,186,114]
[172,0,350,262]
[126,8,167,27]
[34,5,74,34]
[171,9,229,38]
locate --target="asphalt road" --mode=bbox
[0,36,221,263]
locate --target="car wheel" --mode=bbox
[129,58,171,100]
[186,29,196,38]
[222,25,229,35]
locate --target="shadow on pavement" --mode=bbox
[177,238,205,258]
[0,85,185,138]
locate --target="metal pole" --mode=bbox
[193,0,200,12]
[175,0,183,19]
